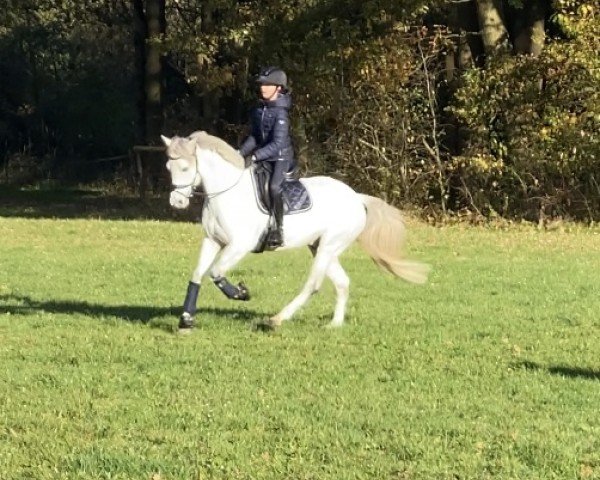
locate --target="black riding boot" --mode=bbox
[268,194,284,247]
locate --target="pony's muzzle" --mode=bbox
[170,189,191,209]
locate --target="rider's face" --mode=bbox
[260,84,280,101]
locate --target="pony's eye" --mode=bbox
[181,166,189,172]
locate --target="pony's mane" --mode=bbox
[166,131,245,169]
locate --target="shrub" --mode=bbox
[447,6,600,221]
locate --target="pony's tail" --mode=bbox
[357,195,430,284]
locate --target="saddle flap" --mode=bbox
[251,163,312,215]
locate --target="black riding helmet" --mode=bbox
[256,66,287,89]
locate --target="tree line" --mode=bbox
[1,0,598,221]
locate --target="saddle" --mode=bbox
[250,162,312,215]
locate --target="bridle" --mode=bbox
[169,149,246,200]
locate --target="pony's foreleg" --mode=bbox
[213,276,250,301]
[180,237,221,330]
[325,257,350,328]
[269,248,334,326]
[209,243,252,301]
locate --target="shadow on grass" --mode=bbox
[0,186,203,222]
[513,360,600,381]
[0,294,263,332]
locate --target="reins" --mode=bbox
[171,146,246,200]
[191,168,246,199]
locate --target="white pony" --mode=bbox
[161,131,429,331]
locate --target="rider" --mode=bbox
[239,66,295,248]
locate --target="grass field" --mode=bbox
[1,194,599,479]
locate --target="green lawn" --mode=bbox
[1,213,599,479]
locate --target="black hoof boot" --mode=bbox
[236,282,250,301]
[178,312,195,333]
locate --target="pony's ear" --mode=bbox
[160,135,172,147]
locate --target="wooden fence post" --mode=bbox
[132,145,166,199]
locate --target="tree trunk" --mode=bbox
[133,0,147,144]
[144,0,165,145]
[452,0,485,68]
[511,0,546,56]
[200,0,220,132]
[476,0,508,53]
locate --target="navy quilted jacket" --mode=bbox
[239,93,294,163]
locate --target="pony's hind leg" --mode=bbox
[269,247,334,326]
[325,257,350,328]
[180,237,221,330]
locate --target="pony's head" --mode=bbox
[162,131,246,210]
[161,134,201,209]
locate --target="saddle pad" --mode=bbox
[281,179,312,214]
[251,169,312,215]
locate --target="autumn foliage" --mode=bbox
[1,0,598,221]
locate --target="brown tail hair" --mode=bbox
[357,195,430,284]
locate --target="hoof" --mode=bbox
[236,282,250,301]
[252,318,280,332]
[178,312,195,331]
[325,322,344,329]
[268,316,283,328]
